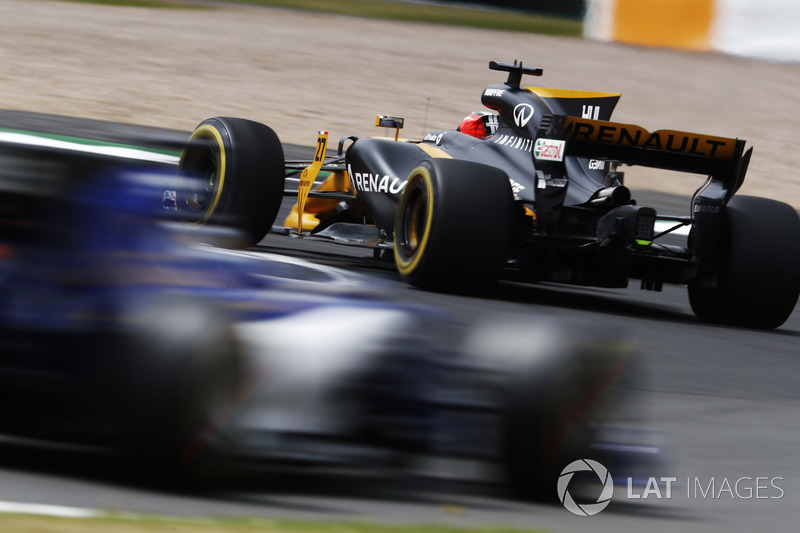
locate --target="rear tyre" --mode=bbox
[177,117,285,248]
[393,159,514,289]
[689,195,800,329]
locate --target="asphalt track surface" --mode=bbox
[1,110,799,533]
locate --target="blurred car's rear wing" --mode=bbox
[545,115,752,195]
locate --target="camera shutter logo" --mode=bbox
[557,459,614,516]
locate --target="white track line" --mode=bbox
[0,500,102,518]
[0,131,179,164]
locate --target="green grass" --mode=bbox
[231,0,581,36]
[45,0,582,37]
[0,514,552,533]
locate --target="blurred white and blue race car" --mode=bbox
[0,140,658,501]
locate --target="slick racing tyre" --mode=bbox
[120,296,247,486]
[177,117,285,248]
[393,159,514,288]
[464,318,636,502]
[689,195,800,329]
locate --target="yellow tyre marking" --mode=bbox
[187,123,226,226]
[395,166,434,276]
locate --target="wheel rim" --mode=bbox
[400,186,427,257]
[183,145,217,213]
[177,124,227,226]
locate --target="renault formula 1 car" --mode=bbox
[0,149,657,500]
[174,60,800,329]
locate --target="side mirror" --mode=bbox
[375,115,404,141]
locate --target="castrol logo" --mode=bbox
[533,138,566,162]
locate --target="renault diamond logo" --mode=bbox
[513,103,535,128]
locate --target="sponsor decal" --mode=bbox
[582,105,601,120]
[536,170,567,189]
[563,117,737,159]
[693,204,721,214]
[588,159,605,170]
[352,171,406,194]
[513,103,535,128]
[484,88,505,97]
[162,190,176,210]
[485,114,500,136]
[423,132,444,145]
[508,178,525,195]
[534,138,566,162]
[492,134,533,152]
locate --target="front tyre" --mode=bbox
[177,117,285,248]
[464,318,636,501]
[121,296,247,486]
[393,159,514,289]
[689,195,800,329]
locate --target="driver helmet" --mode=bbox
[457,111,499,139]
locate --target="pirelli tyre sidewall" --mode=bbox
[689,195,800,329]
[393,159,514,288]
[177,117,285,248]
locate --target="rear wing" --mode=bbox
[545,115,752,196]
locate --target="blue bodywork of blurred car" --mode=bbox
[0,160,660,499]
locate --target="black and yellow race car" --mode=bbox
[175,60,800,329]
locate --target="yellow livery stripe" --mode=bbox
[416,143,452,159]
[527,87,621,100]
